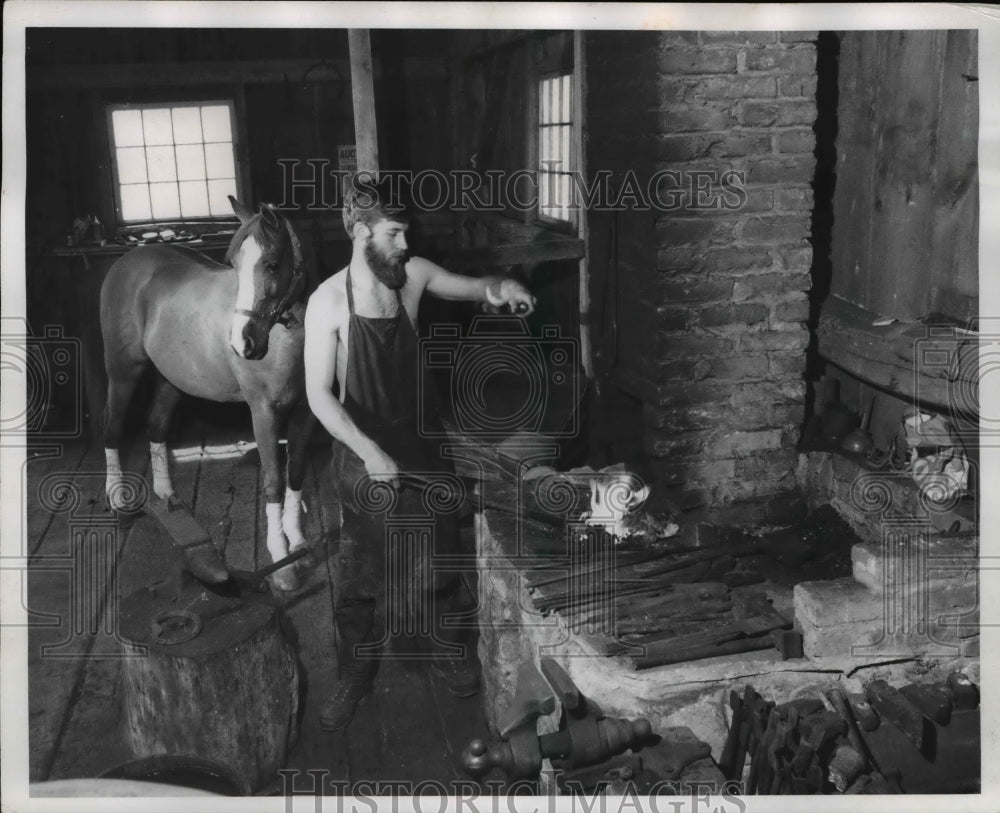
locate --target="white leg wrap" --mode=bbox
[150,441,175,500]
[282,489,307,551]
[265,502,289,562]
[105,449,125,510]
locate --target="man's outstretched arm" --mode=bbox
[303,286,400,486]
[407,256,537,314]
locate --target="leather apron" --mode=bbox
[331,269,459,666]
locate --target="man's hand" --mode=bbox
[485,278,537,316]
[362,446,401,488]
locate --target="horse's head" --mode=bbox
[227,196,306,360]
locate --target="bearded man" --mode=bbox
[304,178,535,730]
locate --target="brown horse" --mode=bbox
[100,197,314,589]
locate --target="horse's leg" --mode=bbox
[103,357,146,511]
[147,372,183,501]
[249,399,299,590]
[281,399,316,553]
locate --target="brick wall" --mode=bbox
[586,31,818,517]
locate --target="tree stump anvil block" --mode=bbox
[118,576,299,793]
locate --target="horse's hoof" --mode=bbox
[270,565,301,592]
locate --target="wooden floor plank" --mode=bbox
[282,451,351,793]
[28,437,146,781]
[29,434,496,791]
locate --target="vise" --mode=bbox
[461,658,652,781]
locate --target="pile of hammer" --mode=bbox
[719,672,980,794]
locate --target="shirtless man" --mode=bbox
[304,179,535,730]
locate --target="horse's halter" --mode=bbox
[233,216,306,332]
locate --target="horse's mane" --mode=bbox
[223,210,317,302]
[224,215,281,267]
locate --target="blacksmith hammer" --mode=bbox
[461,658,652,781]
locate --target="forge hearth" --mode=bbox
[469,438,979,762]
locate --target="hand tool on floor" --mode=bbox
[461,658,652,781]
[864,679,928,751]
[899,683,952,726]
[148,493,319,595]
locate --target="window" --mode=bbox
[538,73,575,227]
[107,102,240,223]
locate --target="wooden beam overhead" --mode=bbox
[348,29,379,174]
[28,57,446,90]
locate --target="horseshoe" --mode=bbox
[150,608,203,645]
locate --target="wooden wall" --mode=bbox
[831,30,978,323]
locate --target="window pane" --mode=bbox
[112,109,144,147]
[171,107,203,144]
[561,125,571,171]
[120,184,151,221]
[208,179,237,215]
[116,147,147,184]
[201,105,232,142]
[204,143,235,179]
[560,174,571,220]
[550,79,558,126]
[142,108,173,146]
[176,144,206,181]
[146,146,177,183]
[539,172,550,209]
[179,180,210,216]
[540,79,550,124]
[561,75,571,122]
[149,183,181,219]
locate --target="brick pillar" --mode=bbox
[586,31,818,519]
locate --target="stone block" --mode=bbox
[738,327,810,352]
[705,354,769,380]
[773,297,810,322]
[779,74,819,98]
[738,100,817,127]
[768,352,808,377]
[657,105,737,134]
[852,535,980,593]
[701,246,773,274]
[738,216,811,244]
[655,216,722,245]
[794,577,883,626]
[732,271,811,301]
[701,31,777,45]
[776,187,814,211]
[745,47,817,74]
[657,132,772,162]
[778,31,819,43]
[695,75,778,99]
[658,48,738,75]
[777,129,815,154]
[734,449,800,479]
[659,276,735,303]
[798,614,966,662]
[747,155,817,184]
[700,302,769,327]
[708,429,783,458]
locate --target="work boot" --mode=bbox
[429,654,480,698]
[319,668,374,731]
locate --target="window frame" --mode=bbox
[105,98,245,226]
[536,70,577,231]
[529,33,579,235]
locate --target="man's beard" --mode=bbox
[365,240,408,289]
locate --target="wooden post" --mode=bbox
[348,29,379,173]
